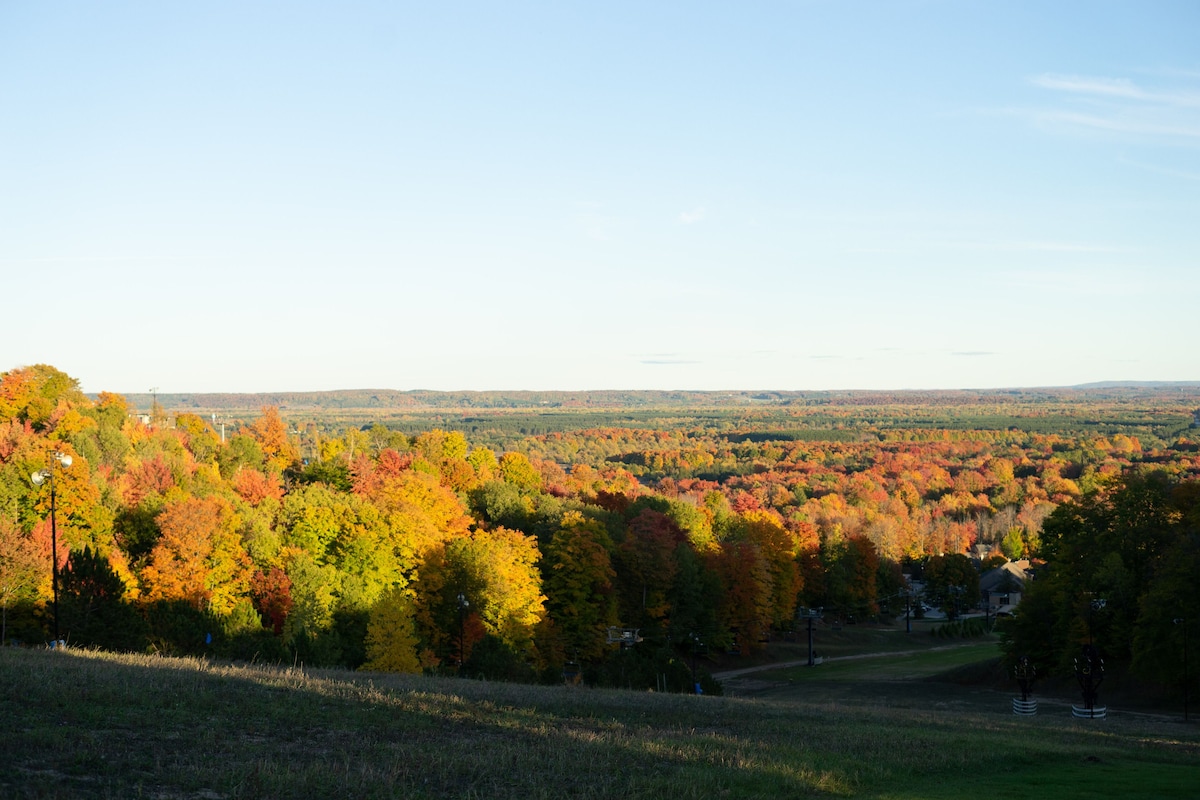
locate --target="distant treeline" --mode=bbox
[367,409,1194,455]
[111,386,1200,414]
[724,430,863,443]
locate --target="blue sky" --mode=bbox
[2,1,1197,393]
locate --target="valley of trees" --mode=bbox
[3,364,1199,692]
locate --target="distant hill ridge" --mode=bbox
[106,383,1200,412]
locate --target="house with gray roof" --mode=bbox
[980,559,1032,616]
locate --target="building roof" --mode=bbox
[980,559,1031,593]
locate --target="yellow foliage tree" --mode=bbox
[457,527,546,650]
[370,470,473,567]
[416,527,546,662]
[362,587,422,673]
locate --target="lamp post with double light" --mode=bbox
[31,451,72,647]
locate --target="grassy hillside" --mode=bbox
[2,646,1196,799]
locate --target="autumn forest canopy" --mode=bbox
[3,364,1199,692]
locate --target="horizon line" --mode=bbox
[102,381,1200,398]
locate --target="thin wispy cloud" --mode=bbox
[678,207,706,225]
[1031,73,1200,107]
[637,352,701,366]
[1021,71,1200,144]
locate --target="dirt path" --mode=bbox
[711,643,978,680]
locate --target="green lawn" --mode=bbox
[2,646,1196,799]
[756,640,1004,683]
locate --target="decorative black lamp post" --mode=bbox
[31,451,72,648]
[1069,595,1108,719]
[1012,655,1038,715]
[1073,644,1106,719]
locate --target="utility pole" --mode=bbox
[796,607,823,666]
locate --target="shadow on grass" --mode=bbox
[1,647,1197,799]
[0,647,848,798]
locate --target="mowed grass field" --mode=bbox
[1,642,1197,799]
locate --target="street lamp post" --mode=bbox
[687,632,706,695]
[457,593,469,674]
[31,452,72,648]
[1088,597,1106,646]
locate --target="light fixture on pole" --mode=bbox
[457,593,469,673]
[31,452,72,648]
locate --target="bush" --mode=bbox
[219,627,290,663]
[143,599,216,656]
[590,645,723,694]
[931,617,990,639]
[463,634,536,682]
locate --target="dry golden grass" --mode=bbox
[1,646,1197,799]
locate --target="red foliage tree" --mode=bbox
[250,567,294,635]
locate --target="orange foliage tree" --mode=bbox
[143,495,251,614]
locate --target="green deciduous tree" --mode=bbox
[823,535,880,621]
[922,553,980,618]
[543,511,618,662]
[614,510,682,632]
[1003,471,1196,679]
